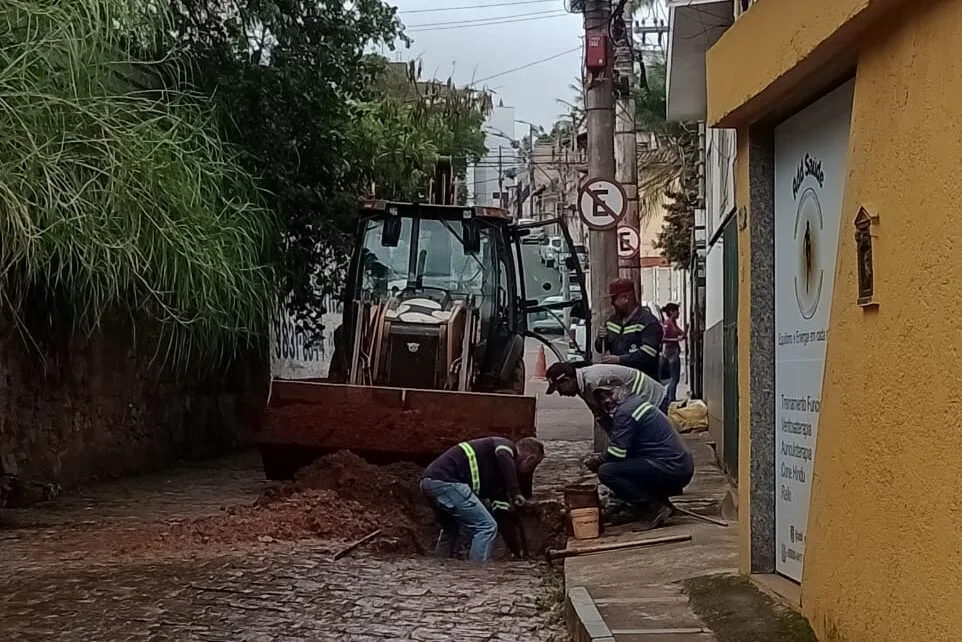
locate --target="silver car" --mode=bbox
[539,236,564,267]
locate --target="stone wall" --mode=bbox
[0,317,268,488]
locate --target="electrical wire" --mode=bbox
[405,9,567,29]
[400,0,560,14]
[407,12,569,32]
[469,46,581,86]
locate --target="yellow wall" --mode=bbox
[734,132,752,574]
[707,0,908,128]
[708,0,962,639]
[805,2,962,639]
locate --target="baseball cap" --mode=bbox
[608,278,635,299]
[545,362,571,394]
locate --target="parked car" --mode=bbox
[539,236,564,267]
[517,218,547,244]
[529,295,566,334]
[567,318,588,360]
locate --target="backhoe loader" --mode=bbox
[258,200,590,479]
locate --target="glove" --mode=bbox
[582,453,603,473]
[511,494,527,509]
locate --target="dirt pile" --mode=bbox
[290,451,431,551]
[171,489,380,545]
[161,450,431,554]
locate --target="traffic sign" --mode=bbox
[616,225,640,259]
[578,178,627,231]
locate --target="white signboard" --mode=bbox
[271,296,342,380]
[578,178,626,230]
[774,80,854,582]
[617,225,640,258]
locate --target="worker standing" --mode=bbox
[595,278,663,381]
[584,388,694,529]
[420,436,545,562]
[544,361,666,453]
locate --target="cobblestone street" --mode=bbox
[3,544,560,642]
[1,443,577,642]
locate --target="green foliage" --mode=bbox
[634,53,700,267]
[358,63,488,200]
[158,1,488,335]
[656,181,697,268]
[0,0,277,362]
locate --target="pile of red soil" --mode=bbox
[290,451,433,552]
[166,489,381,546]
[141,451,431,555]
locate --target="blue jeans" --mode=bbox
[665,353,682,403]
[420,478,497,562]
[598,455,694,505]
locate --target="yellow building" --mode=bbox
[671,0,962,639]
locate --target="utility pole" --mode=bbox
[497,146,505,209]
[583,0,619,361]
[614,0,639,291]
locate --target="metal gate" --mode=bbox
[722,217,739,479]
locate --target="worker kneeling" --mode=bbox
[586,388,694,530]
[420,437,545,563]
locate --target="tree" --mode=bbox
[632,54,699,267]
[0,0,276,363]
[156,1,488,337]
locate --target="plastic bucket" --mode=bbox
[570,507,600,540]
[564,483,600,511]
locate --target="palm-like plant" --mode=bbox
[0,0,276,363]
[634,53,699,224]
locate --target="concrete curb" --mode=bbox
[565,585,615,642]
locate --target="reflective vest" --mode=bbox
[458,442,481,494]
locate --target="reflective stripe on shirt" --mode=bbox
[607,445,627,458]
[458,442,480,494]
[631,402,654,422]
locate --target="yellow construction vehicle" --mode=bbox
[258,200,590,478]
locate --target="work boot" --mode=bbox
[633,501,673,532]
[604,501,651,527]
[601,499,631,525]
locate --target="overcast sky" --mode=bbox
[382,0,586,137]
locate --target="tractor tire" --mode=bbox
[494,359,526,395]
[509,360,526,395]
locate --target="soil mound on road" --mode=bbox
[161,489,380,546]
[107,452,429,556]
[289,451,430,552]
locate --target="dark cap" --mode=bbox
[545,361,574,394]
[608,278,635,299]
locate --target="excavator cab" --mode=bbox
[257,201,590,479]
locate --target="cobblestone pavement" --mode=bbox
[3,545,561,642]
[0,446,573,642]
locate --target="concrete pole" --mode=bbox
[583,0,619,361]
[498,146,504,209]
[614,2,639,292]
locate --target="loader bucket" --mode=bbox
[257,381,538,479]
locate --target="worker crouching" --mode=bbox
[420,437,545,562]
[585,388,694,530]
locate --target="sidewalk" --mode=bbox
[563,434,738,642]
[526,349,816,641]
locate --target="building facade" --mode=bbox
[514,126,588,241]
[674,0,962,639]
[469,104,519,208]
[666,0,737,472]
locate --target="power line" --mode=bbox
[469,46,581,85]
[408,12,569,32]
[405,8,565,29]
[400,0,560,15]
